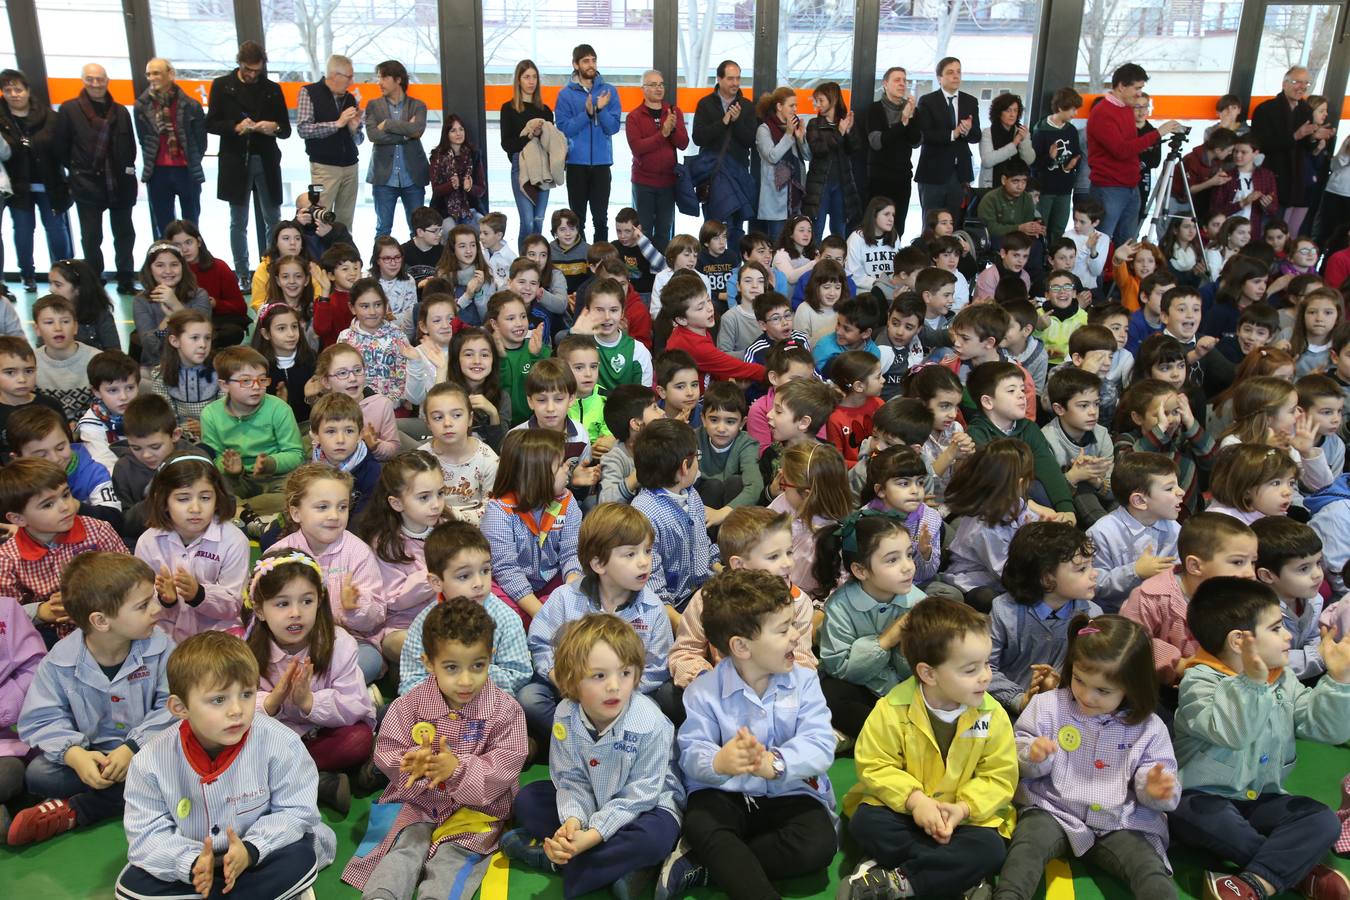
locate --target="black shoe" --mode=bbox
[317,772,351,815]
[238,272,251,292]
[21,277,37,293]
[116,281,137,295]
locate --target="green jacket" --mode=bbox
[200,394,304,475]
[694,428,763,509]
[500,343,551,428]
[818,579,925,697]
[977,188,1039,238]
[569,389,611,443]
[965,414,1074,513]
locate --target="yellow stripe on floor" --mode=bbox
[1045,858,1076,900]
[481,851,510,900]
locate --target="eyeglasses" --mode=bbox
[1047,284,1075,293]
[228,376,272,388]
[1295,247,1318,255]
[328,367,364,380]
[764,314,792,325]
[378,255,402,262]
[1286,78,1311,87]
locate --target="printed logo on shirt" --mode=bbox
[227,787,267,807]
[1115,742,1136,751]
[959,713,992,739]
[608,353,628,374]
[613,730,641,754]
[460,718,488,745]
[194,550,221,563]
[630,617,648,633]
[127,665,151,681]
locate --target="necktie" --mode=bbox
[948,95,957,130]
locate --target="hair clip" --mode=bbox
[1077,625,1101,635]
[256,302,292,322]
[834,508,904,555]
[158,454,214,470]
[147,240,182,257]
[244,553,324,610]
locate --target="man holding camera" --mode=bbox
[1086,62,1183,246]
[297,54,363,229]
[295,188,353,261]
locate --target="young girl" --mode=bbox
[990,521,1104,714]
[145,308,217,434]
[246,548,376,813]
[521,233,570,332]
[271,463,389,684]
[429,113,487,227]
[1000,614,1179,898]
[1205,443,1299,524]
[657,275,766,382]
[1207,346,1296,439]
[1132,332,1208,429]
[863,445,944,589]
[506,257,552,345]
[1109,240,1164,313]
[774,215,819,286]
[711,259,768,346]
[134,453,249,642]
[418,382,498,523]
[355,450,446,663]
[650,234,711,318]
[1204,215,1251,277]
[1201,255,1268,343]
[1218,376,1333,494]
[312,342,401,459]
[369,236,418,341]
[941,438,1039,611]
[163,219,249,347]
[337,277,421,403]
[436,224,492,326]
[794,257,846,341]
[47,257,119,350]
[845,196,898,291]
[1281,236,1321,278]
[252,302,318,425]
[1160,215,1207,287]
[1290,287,1342,377]
[251,219,328,306]
[909,364,975,505]
[815,510,921,739]
[1119,378,1216,514]
[481,428,583,625]
[769,441,853,599]
[263,253,317,341]
[825,350,884,467]
[448,325,509,449]
[132,241,213,370]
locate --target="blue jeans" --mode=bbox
[26,753,125,825]
[356,641,386,684]
[372,182,426,238]
[146,165,201,238]
[510,152,549,244]
[633,182,674,249]
[813,179,847,239]
[228,154,281,279]
[9,192,73,278]
[1091,184,1141,248]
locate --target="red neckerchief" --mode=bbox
[16,517,88,562]
[179,719,250,784]
[496,492,570,546]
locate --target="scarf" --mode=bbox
[146,86,182,159]
[764,114,805,217]
[167,363,218,405]
[430,144,476,218]
[313,437,368,473]
[87,396,123,437]
[76,89,117,195]
[497,491,570,549]
[878,94,904,127]
[179,719,249,785]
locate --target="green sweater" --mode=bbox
[965,414,1074,513]
[976,188,1039,238]
[500,342,551,428]
[695,428,764,508]
[200,393,304,474]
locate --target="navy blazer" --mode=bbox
[915,89,981,185]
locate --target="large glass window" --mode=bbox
[679,0,756,92]
[0,3,16,71]
[1250,3,1340,97]
[261,0,441,83]
[36,0,132,80]
[149,0,237,82]
[780,0,855,89]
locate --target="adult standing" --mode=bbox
[365,59,428,239]
[206,40,289,288]
[53,63,138,294]
[977,93,1034,190]
[1251,66,1335,236]
[915,57,980,227]
[864,66,920,239]
[0,68,72,293]
[297,55,363,230]
[1086,63,1181,247]
[626,69,688,248]
[754,87,810,242]
[134,58,206,239]
[804,80,861,239]
[1134,92,1162,227]
[500,59,554,245]
[554,44,620,243]
[692,60,758,249]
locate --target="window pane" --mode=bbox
[679,0,756,91]
[148,0,237,82]
[780,0,854,89]
[261,0,443,82]
[483,1,653,86]
[0,2,15,71]
[1252,3,1339,96]
[36,0,131,79]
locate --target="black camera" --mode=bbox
[306,183,337,225]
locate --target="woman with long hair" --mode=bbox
[754,86,810,243]
[499,59,555,244]
[429,113,488,228]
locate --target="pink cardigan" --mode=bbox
[0,596,43,758]
[374,534,439,637]
[255,629,376,735]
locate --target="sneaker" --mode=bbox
[317,772,351,816]
[837,859,914,900]
[612,866,656,900]
[499,827,555,873]
[7,798,78,845]
[21,277,37,293]
[1297,865,1350,900]
[964,880,994,900]
[353,759,388,794]
[655,839,708,900]
[834,728,855,755]
[367,683,385,710]
[1203,872,1263,900]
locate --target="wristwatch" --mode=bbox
[769,749,786,779]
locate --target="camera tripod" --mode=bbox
[1137,130,1206,257]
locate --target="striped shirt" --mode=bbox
[399,593,531,696]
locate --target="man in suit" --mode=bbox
[915,57,980,227]
[365,59,428,239]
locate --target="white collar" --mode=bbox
[922,686,968,723]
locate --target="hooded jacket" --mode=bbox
[554,74,621,167]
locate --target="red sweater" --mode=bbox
[624,285,653,348]
[625,102,689,188]
[191,259,247,318]
[666,325,766,386]
[1086,95,1161,188]
[312,289,353,349]
[827,396,884,467]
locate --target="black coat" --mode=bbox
[0,101,69,211]
[865,98,920,185]
[205,70,291,205]
[1251,95,1316,207]
[803,116,862,230]
[692,90,758,167]
[52,93,138,208]
[915,90,981,185]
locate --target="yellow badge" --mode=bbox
[552,723,568,742]
[411,722,437,745]
[1057,725,1082,752]
[176,797,192,819]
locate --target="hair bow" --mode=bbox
[833,508,904,555]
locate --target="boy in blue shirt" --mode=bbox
[813,293,884,373]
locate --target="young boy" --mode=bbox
[10,552,170,845]
[397,520,531,697]
[973,231,1034,302]
[660,568,836,900]
[1003,299,1048,399]
[964,361,1076,519]
[343,598,529,899]
[401,206,445,283]
[1161,285,1218,386]
[200,346,304,511]
[726,231,789,305]
[510,357,593,479]
[941,304,1038,418]
[1327,323,1350,425]
[1066,197,1110,292]
[1126,271,1175,355]
[1086,304,1135,425]
[113,394,199,535]
[480,211,517,289]
[556,334,612,448]
[695,380,763,518]
[697,219,737,307]
[75,349,140,475]
[33,295,98,424]
[1042,367,1115,527]
[550,208,592,294]
[117,631,336,898]
[915,266,958,355]
[719,270,775,358]
[631,418,719,615]
[1212,134,1280,233]
[746,344,817,452]
[977,158,1045,246]
[1121,511,1258,687]
[8,405,120,513]
[1252,516,1327,682]
[839,597,1015,900]
[489,290,550,428]
[1035,270,1088,365]
[759,376,839,494]
[0,336,68,462]
[879,293,926,399]
[742,291,811,369]
[310,391,381,517]
[812,293,884,373]
[614,207,666,297]
[598,384,663,506]
[313,242,362,347]
[517,503,678,747]
[872,245,928,305]
[1031,86,1083,239]
[652,349,701,422]
[930,235,972,311]
[1087,451,1184,613]
[1170,577,1350,900]
[1298,373,1346,480]
[573,277,654,389]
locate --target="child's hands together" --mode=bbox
[1022,664,1060,708]
[156,564,179,606]
[100,743,135,783]
[252,452,273,476]
[221,826,249,893]
[1319,626,1350,684]
[263,657,299,716]
[63,745,113,789]
[1027,736,1057,763]
[1142,762,1177,801]
[192,837,216,896]
[221,449,243,476]
[907,792,954,844]
[288,657,314,714]
[173,566,200,604]
[713,726,764,776]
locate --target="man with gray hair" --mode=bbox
[625,68,687,247]
[1251,65,1335,236]
[297,54,364,228]
[134,57,206,237]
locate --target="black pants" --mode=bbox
[820,674,878,739]
[566,163,612,242]
[917,175,970,228]
[850,802,1007,896]
[869,174,913,243]
[994,808,1175,900]
[684,789,836,900]
[76,201,136,286]
[116,835,318,900]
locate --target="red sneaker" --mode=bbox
[7,798,77,845]
[1203,872,1261,900]
[1296,865,1350,900]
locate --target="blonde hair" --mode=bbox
[282,462,353,534]
[578,503,654,576]
[780,442,852,524]
[168,631,261,701]
[552,613,646,701]
[1218,376,1297,445]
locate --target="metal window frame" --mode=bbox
[1231,0,1349,129]
[122,0,156,97]
[5,0,48,106]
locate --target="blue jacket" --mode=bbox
[67,443,119,509]
[554,75,622,166]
